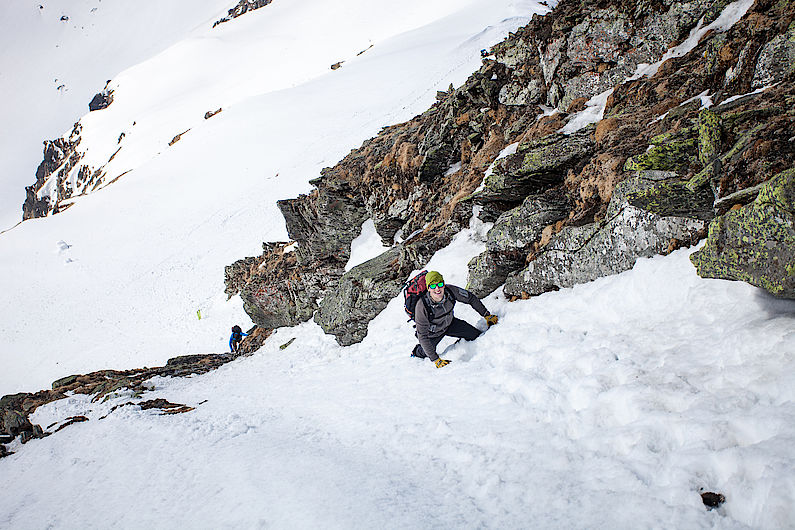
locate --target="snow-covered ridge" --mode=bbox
[0,0,794,527]
[0,0,551,393]
[21,0,543,221]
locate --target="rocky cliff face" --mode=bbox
[22,90,116,221]
[212,0,274,27]
[226,0,794,346]
[22,121,98,220]
[21,1,272,222]
[0,341,271,457]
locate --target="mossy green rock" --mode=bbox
[477,129,594,203]
[625,178,715,221]
[697,108,722,166]
[52,375,79,389]
[624,137,697,172]
[691,169,795,299]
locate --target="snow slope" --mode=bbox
[0,0,235,231]
[2,241,794,529]
[1,1,794,528]
[0,0,550,394]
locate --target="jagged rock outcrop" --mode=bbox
[227,170,374,332]
[226,242,319,329]
[0,394,45,446]
[22,119,107,220]
[23,123,82,220]
[88,86,114,111]
[468,187,572,297]
[221,0,792,345]
[486,188,573,254]
[313,232,453,345]
[691,168,795,299]
[213,0,274,27]
[0,346,270,456]
[474,128,594,207]
[489,0,726,111]
[314,246,415,346]
[503,172,710,297]
[279,174,370,266]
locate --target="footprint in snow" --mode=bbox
[55,240,74,263]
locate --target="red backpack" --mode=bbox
[404,270,456,321]
[403,270,429,320]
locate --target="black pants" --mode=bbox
[414,318,481,359]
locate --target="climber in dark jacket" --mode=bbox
[229,325,248,353]
[412,271,498,368]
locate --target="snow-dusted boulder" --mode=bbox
[88,89,114,112]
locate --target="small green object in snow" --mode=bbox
[279,338,296,350]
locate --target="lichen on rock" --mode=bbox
[751,22,795,89]
[475,128,595,204]
[503,172,708,298]
[690,168,795,299]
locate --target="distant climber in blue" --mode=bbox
[229,325,248,353]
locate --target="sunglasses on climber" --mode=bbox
[428,281,445,289]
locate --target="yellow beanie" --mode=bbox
[426,271,444,286]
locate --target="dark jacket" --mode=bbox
[414,284,488,360]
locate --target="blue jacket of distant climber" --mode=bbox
[229,326,248,352]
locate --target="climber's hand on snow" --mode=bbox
[485,313,498,327]
[435,358,451,368]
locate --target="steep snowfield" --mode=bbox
[0,0,235,231]
[2,241,794,528]
[0,0,550,394]
[1,1,794,528]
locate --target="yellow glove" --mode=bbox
[485,313,499,327]
[435,358,451,368]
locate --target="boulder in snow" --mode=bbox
[691,168,795,299]
[88,89,114,112]
[503,172,709,298]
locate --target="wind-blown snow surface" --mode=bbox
[2,241,794,529]
[0,0,551,394]
[2,1,795,527]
